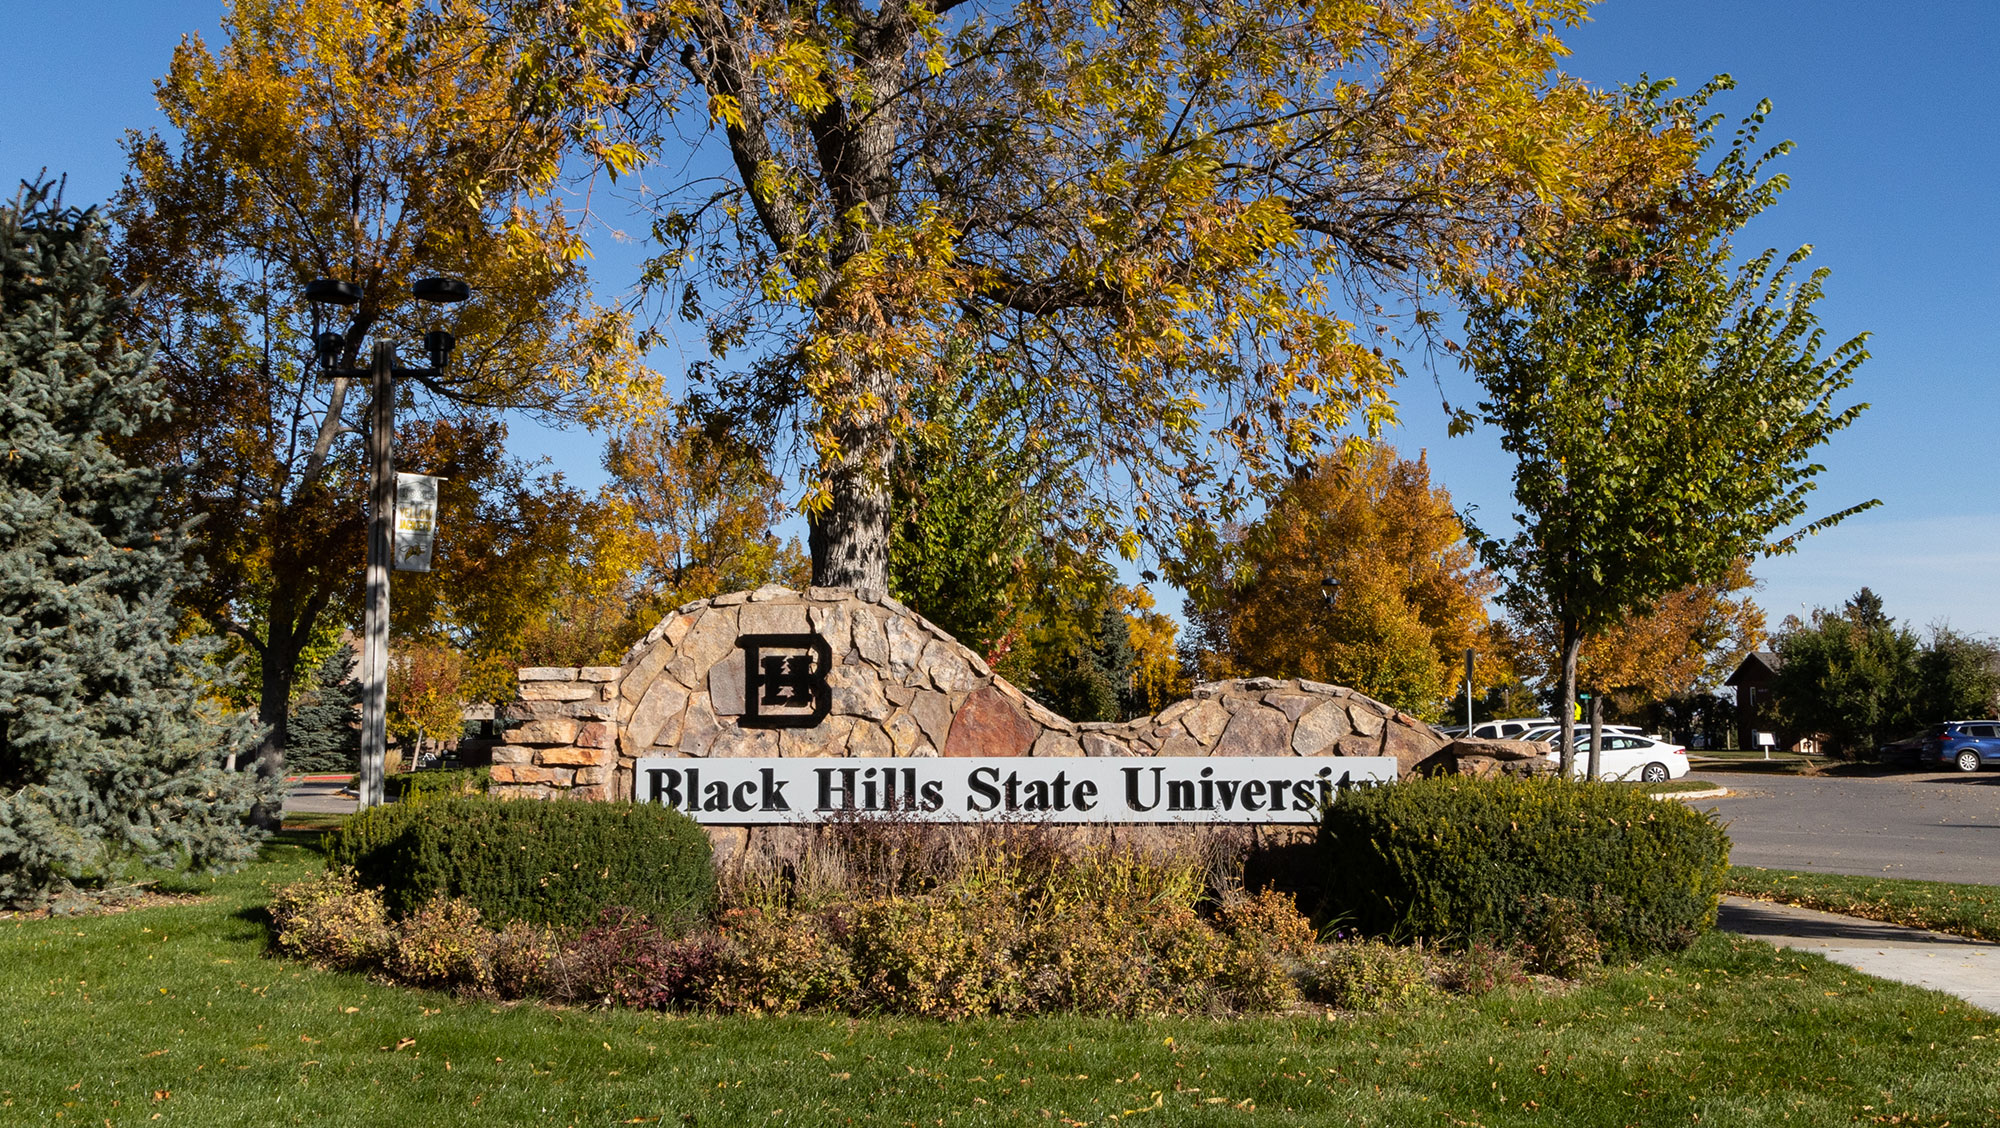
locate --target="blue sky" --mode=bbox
[4,1,1996,639]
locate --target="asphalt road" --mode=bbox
[1690,768,2000,885]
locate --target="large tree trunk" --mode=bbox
[1556,619,1583,778]
[249,615,300,832]
[809,415,893,593]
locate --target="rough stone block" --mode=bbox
[519,680,596,701]
[575,721,614,749]
[621,642,674,704]
[1080,733,1133,757]
[885,615,926,679]
[1381,722,1445,772]
[811,601,853,656]
[1262,692,1321,723]
[828,665,892,720]
[1155,699,1198,727]
[806,586,849,601]
[624,679,688,756]
[781,717,852,758]
[709,649,747,716]
[1180,699,1231,744]
[943,684,1040,758]
[1158,734,1206,757]
[713,590,749,606]
[1291,701,1352,755]
[1346,705,1385,737]
[919,640,978,693]
[885,683,915,707]
[847,722,894,758]
[508,717,580,745]
[851,606,889,666]
[490,764,574,786]
[1333,732,1383,757]
[578,666,619,682]
[885,710,926,756]
[677,695,720,756]
[1031,732,1084,757]
[909,690,953,749]
[710,727,780,757]
[489,744,536,765]
[1213,705,1291,757]
[518,666,579,682]
[739,599,811,636]
[539,745,604,767]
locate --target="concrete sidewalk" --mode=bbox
[1718,896,2000,1013]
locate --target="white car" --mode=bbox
[1520,723,1647,744]
[1468,717,1553,740]
[1544,734,1691,783]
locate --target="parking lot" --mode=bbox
[1690,767,2000,885]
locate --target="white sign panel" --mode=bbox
[632,756,1397,825]
[392,472,440,572]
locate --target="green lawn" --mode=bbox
[1728,866,2000,943]
[3,840,1996,1127]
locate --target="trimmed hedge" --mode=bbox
[327,797,715,932]
[1317,776,1730,959]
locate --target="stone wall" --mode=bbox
[488,585,1518,808]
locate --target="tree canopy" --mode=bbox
[499,0,1688,592]
[1192,444,1499,719]
[112,0,653,792]
[1461,80,1873,770]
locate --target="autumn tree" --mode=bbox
[602,409,811,609]
[112,0,649,804]
[1196,444,1498,719]
[1512,560,1765,711]
[390,417,602,697]
[386,643,469,770]
[1461,81,1873,772]
[502,0,1685,596]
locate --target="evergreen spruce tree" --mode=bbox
[285,644,360,775]
[0,181,271,907]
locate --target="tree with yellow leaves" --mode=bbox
[500,0,1689,595]
[1197,445,1500,720]
[113,0,653,801]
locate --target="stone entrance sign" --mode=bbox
[488,586,1540,824]
[632,755,1399,824]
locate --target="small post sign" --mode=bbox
[392,472,440,572]
[633,756,1397,825]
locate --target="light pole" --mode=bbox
[306,276,469,809]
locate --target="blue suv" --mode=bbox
[1921,721,2000,772]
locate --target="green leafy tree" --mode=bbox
[889,371,1051,658]
[285,644,360,775]
[1461,80,1874,772]
[0,184,271,906]
[1768,589,2000,757]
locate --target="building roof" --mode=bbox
[1723,651,1783,687]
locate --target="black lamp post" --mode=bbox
[305,276,469,810]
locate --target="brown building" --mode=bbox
[1723,651,1783,752]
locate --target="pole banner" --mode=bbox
[392,472,440,572]
[632,755,1397,825]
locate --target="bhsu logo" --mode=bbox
[736,633,832,728]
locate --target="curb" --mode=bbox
[1652,786,1731,801]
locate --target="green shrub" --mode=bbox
[844,890,1027,1018]
[1318,776,1730,959]
[385,767,490,806]
[268,867,393,970]
[707,907,858,1014]
[327,797,716,931]
[1298,939,1433,1010]
[387,897,495,991]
